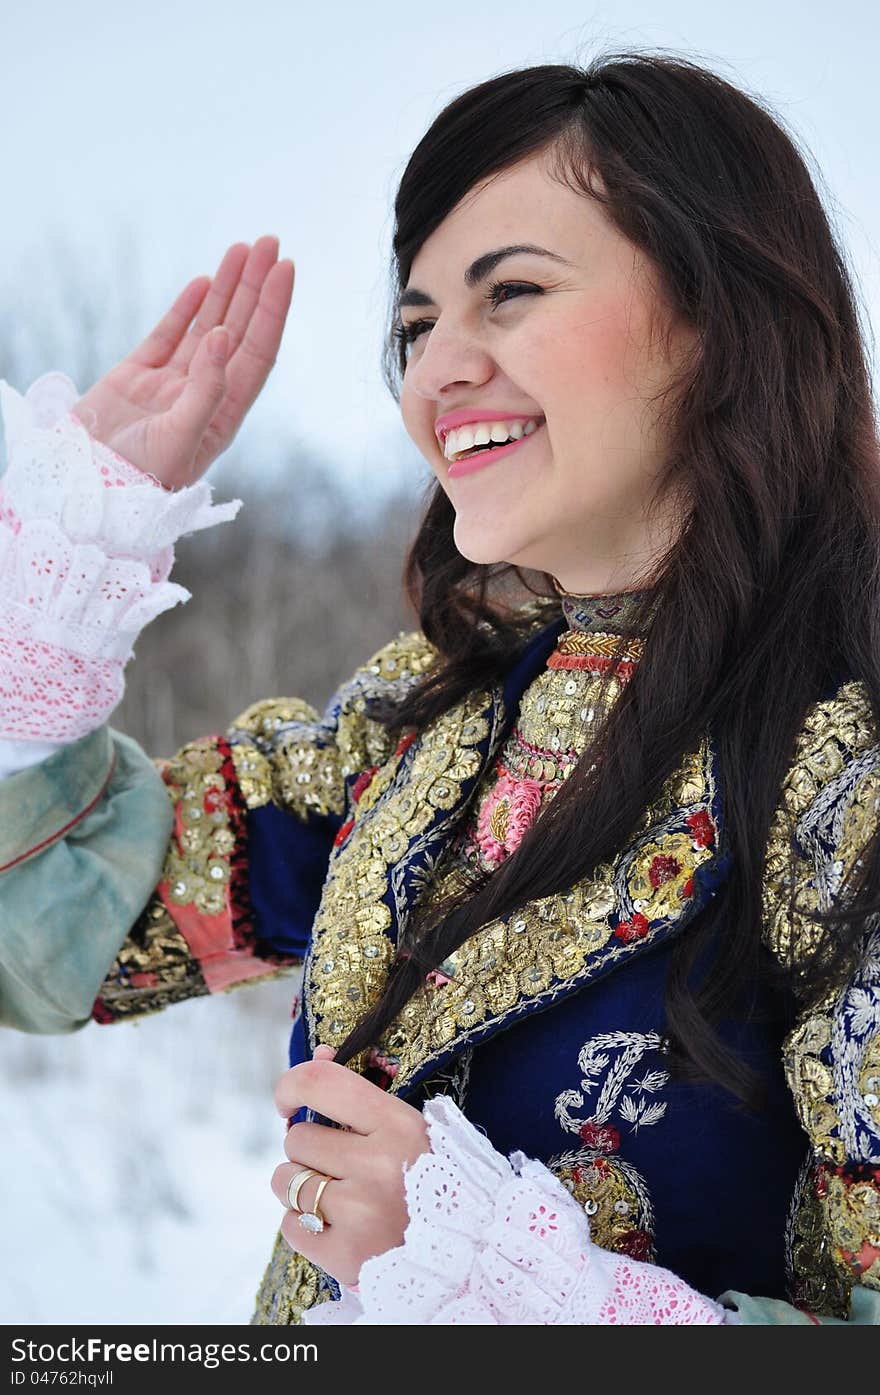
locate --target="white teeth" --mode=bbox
[442,416,543,461]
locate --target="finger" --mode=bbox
[282,1119,360,1171]
[224,258,294,399]
[278,1205,359,1286]
[129,276,212,369]
[162,326,229,447]
[312,1045,336,1061]
[195,259,294,460]
[219,235,281,354]
[271,1161,347,1223]
[273,1059,389,1135]
[170,242,251,372]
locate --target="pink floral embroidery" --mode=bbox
[528,1204,559,1238]
[426,969,452,987]
[476,773,543,865]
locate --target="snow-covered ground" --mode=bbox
[1,974,302,1324]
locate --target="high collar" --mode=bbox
[556,586,657,640]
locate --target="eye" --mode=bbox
[394,281,541,353]
[485,279,540,309]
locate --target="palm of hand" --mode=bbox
[73,237,294,491]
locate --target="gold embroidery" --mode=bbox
[96,900,208,1021]
[762,680,878,972]
[553,630,645,663]
[160,739,238,917]
[250,1232,330,1325]
[227,632,440,815]
[761,678,880,1308]
[304,690,495,1058]
[380,738,715,1089]
[553,1151,656,1261]
[515,646,630,759]
[786,1159,850,1318]
[820,1169,880,1290]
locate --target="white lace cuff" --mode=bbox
[0,372,242,742]
[301,1095,729,1326]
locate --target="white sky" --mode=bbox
[1,0,878,489]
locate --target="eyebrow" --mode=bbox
[397,244,572,309]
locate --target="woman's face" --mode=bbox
[398,148,696,594]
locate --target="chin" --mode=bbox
[451,517,541,569]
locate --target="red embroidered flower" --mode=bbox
[686,809,715,848]
[618,1228,653,1261]
[351,766,378,803]
[578,1121,621,1153]
[648,854,681,888]
[203,786,226,816]
[614,913,650,944]
[476,774,543,865]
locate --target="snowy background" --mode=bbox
[1,0,878,1325]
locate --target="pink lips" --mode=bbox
[446,422,545,478]
[434,408,542,444]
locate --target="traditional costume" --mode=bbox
[1,374,878,1325]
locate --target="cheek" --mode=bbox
[534,299,654,421]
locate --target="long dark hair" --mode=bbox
[335,52,880,1105]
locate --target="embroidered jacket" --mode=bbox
[3,586,879,1327]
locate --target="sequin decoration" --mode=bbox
[303,687,495,1061]
[227,632,440,817]
[761,678,880,1306]
[785,1155,852,1319]
[93,899,209,1022]
[376,737,717,1091]
[552,1149,656,1261]
[93,733,293,1020]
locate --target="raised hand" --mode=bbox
[72,235,295,490]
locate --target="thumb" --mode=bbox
[166,326,228,444]
[312,1044,337,1061]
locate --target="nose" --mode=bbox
[406,318,495,401]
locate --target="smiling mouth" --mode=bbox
[445,420,546,478]
[446,417,546,464]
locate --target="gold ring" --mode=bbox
[286,1168,319,1213]
[298,1174,332,1234]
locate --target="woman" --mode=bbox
[1,53,879,1326]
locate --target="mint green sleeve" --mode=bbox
[0,724,174,1033]
[717,1286,880,1325]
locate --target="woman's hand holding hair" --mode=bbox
[271,1046,431,1289]
[72,236,295,490]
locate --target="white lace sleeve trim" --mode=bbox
[301,1095,728,1326]
[0,372,242,663]
[0,373,243,742]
